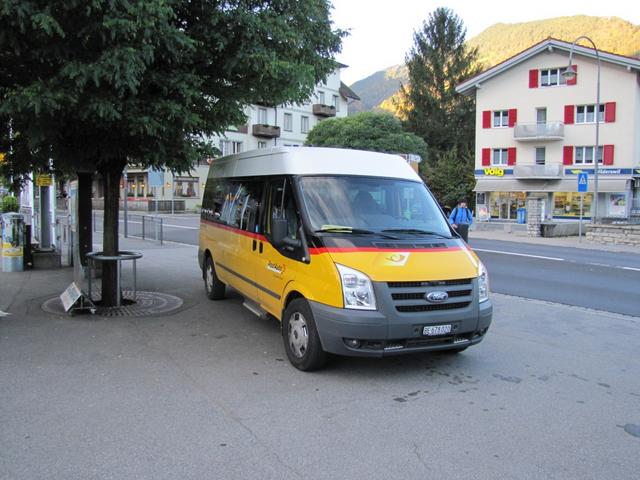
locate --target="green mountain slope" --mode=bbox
[349,15,640,114]
[348,64,407,113]
[468,15,640,67]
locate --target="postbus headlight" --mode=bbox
[336,264,377,310]
[478,261,490,303]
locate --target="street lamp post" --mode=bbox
[563,36,601,223]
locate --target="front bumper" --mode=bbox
[309,279,492,357]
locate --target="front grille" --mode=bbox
[396,302,471,312]
[388,278,472,289]
[387,278,473,313]
[392,289,471,301]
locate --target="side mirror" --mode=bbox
[271,217,302,249]
[271,217,287,247]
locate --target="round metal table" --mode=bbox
[86,251,143,307]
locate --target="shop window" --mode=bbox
[174,177,200,198]
[553,192,593,217]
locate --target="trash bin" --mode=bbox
[2,213,25,272]
[517,208,527,224]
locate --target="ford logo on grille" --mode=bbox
[426,291,448,303]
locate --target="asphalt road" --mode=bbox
[94,213,640,316]
[469,238,640,317]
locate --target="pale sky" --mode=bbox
[331,0,640,85]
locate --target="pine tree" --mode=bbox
[397,7,480,155]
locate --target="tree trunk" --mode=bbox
[77,172,93,266]
[100,164,125,307]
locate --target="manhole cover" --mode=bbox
[42,291,183,317]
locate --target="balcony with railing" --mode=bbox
[252,124,281,138]
[514,122,564,142]
[513,164,563,179]
[312,104,337,117]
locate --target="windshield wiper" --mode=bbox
[381,228,452,239]
[314,226,398,239]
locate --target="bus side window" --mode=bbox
[264,178,303,260]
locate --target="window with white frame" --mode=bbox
[283,113,293,132]
[493,110,509,128]
[576,104,605,124]
[492,148,509,166]
[535,147,546,165]
[318,91,325,105]
[301,116,309,133]
[258,107,268,124]
[540,68,568,87]
[574,146,603,165]
[258,141,267,149]
[333,95,340,111]
[219,140,243,156]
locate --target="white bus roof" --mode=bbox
[207,147,422,181]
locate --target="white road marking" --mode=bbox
[622,266,640,272]
[0,310,11,317]
[473,248,565,262]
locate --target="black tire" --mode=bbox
[203,254,225,300]
[282,298,327,371]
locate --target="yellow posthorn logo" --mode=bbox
[387,254,406,263]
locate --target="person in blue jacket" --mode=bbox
[449,199,473,242]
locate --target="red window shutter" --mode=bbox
[529,69,538,88]
[508,109,518,128]
[566,64,577,86]
[482,110,491,129]
[482,148,491,166]
[563,146,573,165]
[603,145,614,165]
[507,147,516,166]
[605,102,616,123]
[564,105,575,125]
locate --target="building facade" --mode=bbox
[121,68,360,211]
[456,38,640,222]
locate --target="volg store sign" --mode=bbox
[475,168,514,176]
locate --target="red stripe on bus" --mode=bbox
[200,218,267,241]
[308,246,462,254]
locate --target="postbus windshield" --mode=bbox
[298,176,452,237]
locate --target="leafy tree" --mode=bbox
[422,146,475,211]
[1,195,19,213]
[305,112,427,161]
[396,7,480,154]
[1,1,344,305]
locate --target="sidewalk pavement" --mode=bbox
[469,228,640,254]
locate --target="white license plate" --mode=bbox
[423,324,452,336]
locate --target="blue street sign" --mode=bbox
[577,172,588,193]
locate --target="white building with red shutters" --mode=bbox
[456,38,640,222]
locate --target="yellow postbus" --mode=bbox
[198,147,492,370]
